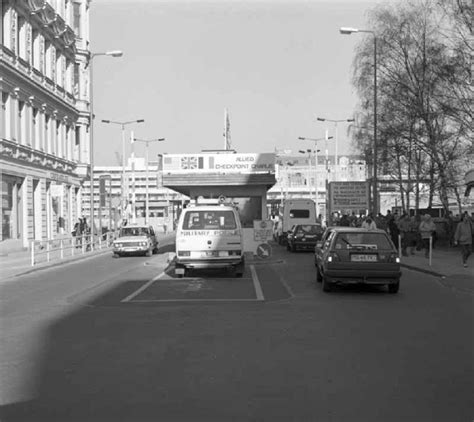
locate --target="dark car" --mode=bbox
[314,227,401,293]
[286,223,323,252]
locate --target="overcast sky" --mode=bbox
[90,0,391,166]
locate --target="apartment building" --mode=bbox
[1,0,91,245]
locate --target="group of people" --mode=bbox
[333,210,473,267]
[72,217,90,249]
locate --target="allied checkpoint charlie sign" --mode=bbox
[162,153,275,173]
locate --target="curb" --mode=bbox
[1,248,113,281]
[400,263,445,278]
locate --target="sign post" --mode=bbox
[329,181,369,217]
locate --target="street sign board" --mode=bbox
[253,220,273,242]
[329,181,369,212]
[256,243,272,259]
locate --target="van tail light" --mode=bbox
[228,250,241,256]
[178,250,191,257]
[327,252,341,263]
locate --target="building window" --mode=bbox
[45,115,51,153]
[45,40,52,79]
[73,2,81,38]
[17,14,27,60]
[32,108,39,149]
[1,92,8,139]
[32,28,40,70]
[17,100,25,144]
[56,53,63,86]
[73,62,80,97]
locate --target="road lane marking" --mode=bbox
[121,271,166,302]
[250,264,265,301]
[129,298,260,303]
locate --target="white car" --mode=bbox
[113,225,159,257]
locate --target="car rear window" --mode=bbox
[289,209,310,218]
[297,225,321,234]
[334,232,392,250]
[183,210,237,230]
[120,227,149,237]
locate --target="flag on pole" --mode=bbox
[224,108,231,150]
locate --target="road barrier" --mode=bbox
[30,231,117,267]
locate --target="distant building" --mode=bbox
[1,0,91,245]
[268,150,366,216]
[82,157,187,231]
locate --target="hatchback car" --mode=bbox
[287,224,323,252]
[113,224,159,257]
[314,227,401,293]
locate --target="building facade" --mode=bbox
[82,157,187,232]
[268,150,367,217]
[1,0,92,245]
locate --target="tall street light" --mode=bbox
[132,137,165,225]
[298,136,333,216]
[315,117,354,181]
[339,26,378,215]
[101,118,145,221]
[88,50,123,249]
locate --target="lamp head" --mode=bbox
[340,27,359,34]
[316,117,325,121]
[106,50,123,57]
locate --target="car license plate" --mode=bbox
[203,251,219,257]
[351,254,377,262]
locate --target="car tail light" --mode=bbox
[327,252,341,262]
[228,250,241,256]
[388,253,400,263]
[178,250,190,257]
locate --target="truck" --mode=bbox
[274,199,318,245]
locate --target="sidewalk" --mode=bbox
[0,232,178,283]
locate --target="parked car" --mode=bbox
[314,227,401,293]
[113,224,159,257]
[286,223,323,252]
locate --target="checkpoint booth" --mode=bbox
[161,151,276,255]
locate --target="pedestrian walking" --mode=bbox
[419,214,436,258]
[398,213,411,256]
[362,215,377,230]
[388,215,400,250]
[454,212,473,267]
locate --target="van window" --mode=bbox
[183,210,237,230]
[289,209,310,218]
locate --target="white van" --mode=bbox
[175,201,245,277]
[275,199,317,244]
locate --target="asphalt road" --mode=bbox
[0,242,472,422]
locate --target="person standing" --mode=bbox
[454,212,473,267]
[362,215,377,230]
[419,214,436,258]
[388,215,400,250]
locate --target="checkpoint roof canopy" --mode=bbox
[160,152,276,196]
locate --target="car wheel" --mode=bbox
[315,266,322,283]
[291,244,296,252]
[388,281,400,294]
[146,248,152,257]
[322,275,332,292]
[278,235,283,245]
[113,252,120,258]
[286,242,291,251]
[152,246,159,254]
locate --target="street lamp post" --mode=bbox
[339,26,377,215]
[101,118,145,222]
[88,50,122,249]
[132,137,165,225]
[298,136,333,216]
[315,117,354,181]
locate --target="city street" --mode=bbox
[0,242,472,422]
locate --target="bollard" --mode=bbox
[31,241,35,266]
[82,234,85,254]
[71,237,74,256]
[429,236,432,266]
[398,234,402,259]
[60,239,64,259]
[46,241,50,262]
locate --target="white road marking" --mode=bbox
[250,264,265,301]
[129,298,261,303]
[121,271,166,302]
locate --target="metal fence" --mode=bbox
[30,231,117,267]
